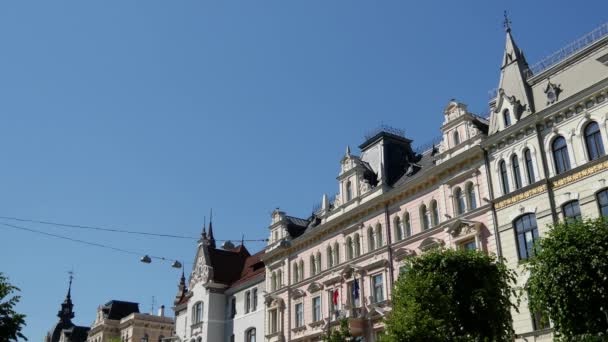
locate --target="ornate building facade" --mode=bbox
[262,20,608,342]
[86,300,174,342]
[170,219,266,342]
[485,21,608,341]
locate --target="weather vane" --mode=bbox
[503,10,512,32]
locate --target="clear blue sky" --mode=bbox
[0,0,606,339]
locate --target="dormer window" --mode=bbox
[503,109,512,128]
[345,181,353,202]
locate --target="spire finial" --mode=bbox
[503,10,512,32]
[346,145,351,156]
[67,270,73,299]
[208,208,216,248]
[201,216,207,238]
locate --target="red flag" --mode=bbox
[333,289,339,305]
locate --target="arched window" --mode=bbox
[514,214,539,260]
[403,212,411,237]
[375,224,383,248]
[552,136,571,174]
[524,149,535,184]
[562,200,581,223]
[420,204,429,230]
[503,109,512,127]
[327,245,333,268]
[512,155,522,189]
[346,237,354,260]
[354,233,361,257]
[315,253,322,273]
[293,262,299,282]
[333,242,340,264]
[453,130,460,146]
[454,187,465,215]
[246,328,256,342]
[430,200,439,227]
[466,182,477,210]
[499,160,510,194]
[298,260,304,281]
[276,269,282,289]
[585,122,605,161]
[597,189,608,217]
[394,216,403,241]
[368,227,375,251]
[310,256,316,276]
[345,181,353,202]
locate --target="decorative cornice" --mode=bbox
[552,160,608,189]
[495,184,548,210]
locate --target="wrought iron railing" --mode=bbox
[364,124,405,141]
[414,135,443,155]
[525,22,608,79]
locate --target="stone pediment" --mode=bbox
[445,219,481,238]
[307,282,324,293]
[419,237,444,252]
[394,247,417,260]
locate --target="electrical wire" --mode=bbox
[0,215,269,242]
[0,221,182,262]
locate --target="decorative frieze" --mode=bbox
[552,160,608,189]
[495,184,548,210]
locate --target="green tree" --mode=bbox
[381,249,517,342]
[0,273,26,341]
[322,318,352,342]
[527,218,608,340]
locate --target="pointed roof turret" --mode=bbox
[208,209,216,249]
[489,12,535,134]
[174,269,188,306]
[58,273,75,322]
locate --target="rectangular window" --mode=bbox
[193,302,203,324]
[252,288,258,311]
[295,303,303,328]
[515,214,539,260]
[372,274,384,303]
[312,296,321,322]
[231,297,236,318]
[245,291,251,313]
[459,239,477,251]
[269,309,278,333]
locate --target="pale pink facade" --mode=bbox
[262,101,496,342]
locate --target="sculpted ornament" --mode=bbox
[201,265,213,284]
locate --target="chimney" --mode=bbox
[158,305,165,317]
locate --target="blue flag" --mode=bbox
[352,278,360,300]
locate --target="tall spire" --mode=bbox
[200,216,207,241]
[57,272,75,322]
[174,268,188,306]
[208,209,216,248]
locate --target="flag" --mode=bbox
[333,289,339,305]
[352,279,359,300]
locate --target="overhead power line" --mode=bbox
[0,221,181,262]
[0,215,269,242]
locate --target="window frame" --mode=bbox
[294,302,304,328]
[512,155,522,189]
[312,296,322,322]
[524,149,535,184]
[552,136,571,175]
[503,109,512,127]
[371,273,384,303]
[499,160,510,194]
[514,214,539,260]
[562,200,582,223]
[584,121,605,161]
[597,189,608,217]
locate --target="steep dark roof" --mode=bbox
[62,326,90,342]
[102,300,140,320]
[229,250,265,288]
[392,150,436,188]
[208,246,250,285]
[284,216,310,239]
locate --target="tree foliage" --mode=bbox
[0,273,27,341]
[322,318,352,342]
[381,249,517,342]
[527,218,608,340]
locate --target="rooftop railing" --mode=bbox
[525,22,608,79]
[364,124,405,141]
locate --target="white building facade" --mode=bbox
[171,221,266,342]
